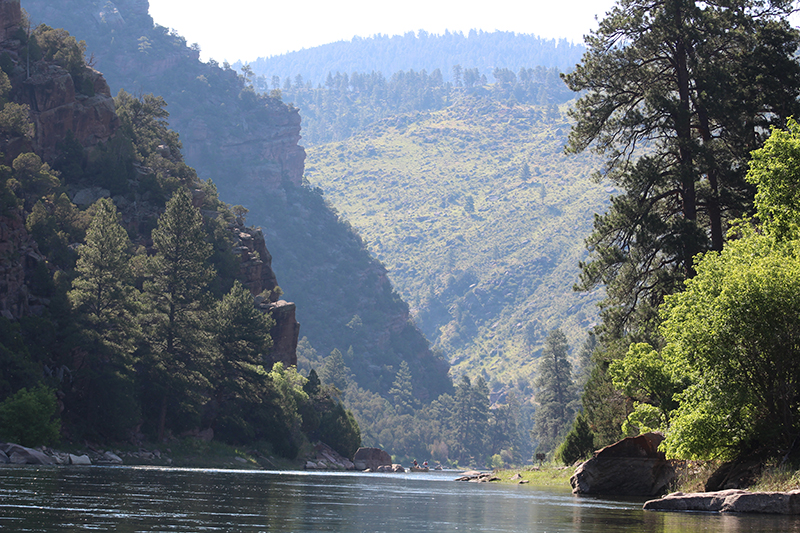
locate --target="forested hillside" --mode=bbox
[241,31,584,89]
[277,64,573,145]
[0,10,360,458]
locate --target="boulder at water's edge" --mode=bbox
[570,432,675,497]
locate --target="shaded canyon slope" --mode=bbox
[22,0,453,400]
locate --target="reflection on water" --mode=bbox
[0,466,799,532]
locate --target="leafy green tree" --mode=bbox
[609,342,685,435]
[0,385,60,447]
[659,232,800,459]
[141,188,215,441]
[531,329,577,453]
[746,117,800,240]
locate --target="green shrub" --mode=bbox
[555,412,594,466]
[0,385,61,447]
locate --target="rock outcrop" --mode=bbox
[303,443,355,470]
[229,218,299,367]
[0,0,20,42]
[0,442,55,465]
[353,447,392,471]
[0,0,119,165]
[0,213,48,320]
[570,432,675,497]
[262,300,299,367]
[16,65,119,162]
[644,489,800,514]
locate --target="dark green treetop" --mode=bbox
[564,0,800,342]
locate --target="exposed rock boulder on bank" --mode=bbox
[0,443,54,465]
[353,447,392,471]
[456,471,500,482]
[303,442,355,471]
[644,489,800,514]
[571,432,675,497]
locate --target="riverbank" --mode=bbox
[491,465,574,487]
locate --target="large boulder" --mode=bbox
[570,432,675,497]
[0,443,54,465]
[353,447,392,471]
[644,489,800,514]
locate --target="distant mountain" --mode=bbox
[306,95,608,383]
[240,30,585,88]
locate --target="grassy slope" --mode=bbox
[306,95,609,384]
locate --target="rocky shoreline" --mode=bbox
[0,441,168,466]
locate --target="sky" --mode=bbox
[147,0,620,64]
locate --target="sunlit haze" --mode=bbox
[147,0,619,63]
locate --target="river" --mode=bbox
[1,466,799,532]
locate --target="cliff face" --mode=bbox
[228,216,299,367]
[0,0,19,42]
[14,65,118,162]
[0,214,47,320]
[0,0,118,318]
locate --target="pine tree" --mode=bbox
[531,329,576,454]
[211,280,274,419]
[68,198,141,439]
[142,188,215,441]
[564,0,800,342]
[388,361,416,415]
[319,348,352,393]
[69,198,138,354]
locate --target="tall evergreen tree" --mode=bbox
[69,198,138,353]
[142,188,215,441]
[564,0,800,342]
[67,198,141,439]
[388,361,416,415]
[531,329,576,453]
[453,375,490,464]
[210,280,274,433]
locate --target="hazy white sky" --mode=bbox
[147,0,620,63]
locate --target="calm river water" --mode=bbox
[1,466,800,532]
